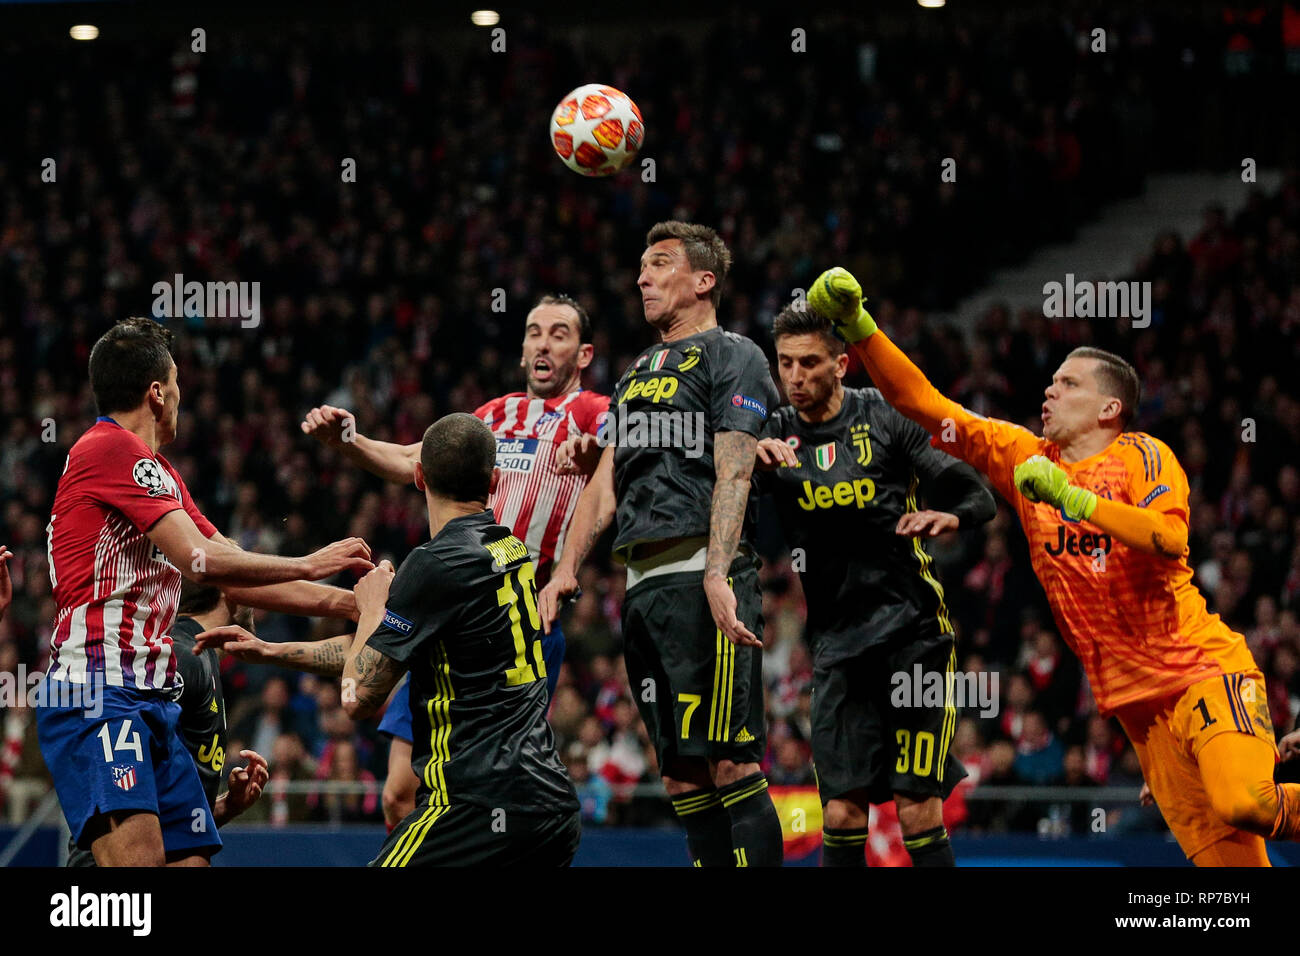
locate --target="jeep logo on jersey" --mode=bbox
[1044,526,1113,557]
[813,442,836,471]
[794,478,876,511]
[620,375,678,405]
[131,458,175,498]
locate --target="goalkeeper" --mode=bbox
[808,266,1300,867]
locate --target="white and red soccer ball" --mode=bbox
[550,83,645,177]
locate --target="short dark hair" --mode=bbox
[772,305,845,355]
[89,318,175,415]
[178,578,223,617]
[533,294,592,343]
[1067,347,1141,430]
[420,412,496,502]
[645,221,732,308]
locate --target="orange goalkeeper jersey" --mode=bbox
[859,331,1256,714]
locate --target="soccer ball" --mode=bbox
[549,84,645,177]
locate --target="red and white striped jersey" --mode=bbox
[473,389,609,584]
[46,418,217,691]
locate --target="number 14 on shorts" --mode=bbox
[97,719,144,762]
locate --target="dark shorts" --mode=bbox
[371,802,581,867]
[811,628,967,806]
[622,559,765,768]
[35,677,220,857]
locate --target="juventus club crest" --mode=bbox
[813,442,836,470]
[850,423,873,466]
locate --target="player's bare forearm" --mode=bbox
[268,634,354,676]
[342,618,403,719]
[221,580,358,621]
[1090,497,1188,559]
[556,446,616,575]
[705,431,758,580]
[344,435,421,485]
[156,516,321,587]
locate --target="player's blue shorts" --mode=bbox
[34,677,220,856]
[378,622,565,743]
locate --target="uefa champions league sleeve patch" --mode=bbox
[132,458,175,498]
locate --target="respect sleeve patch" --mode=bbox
[381,608,415,635]
[731,393,768,418]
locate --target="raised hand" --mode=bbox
[807,267,878,343]
[353,559,396,618]
[301,405,356,448]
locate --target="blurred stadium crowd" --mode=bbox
[2,5,1299,834]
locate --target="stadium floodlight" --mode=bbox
[470,10,500,26]
[917,0,946,7]
[69,24,100,40]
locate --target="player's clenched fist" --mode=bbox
[304,537,375,579]
[1013,455,1097,522]
[354,559,396,617]
[807,267,878,343]
[556,433,602,476]
[301,405,356,447]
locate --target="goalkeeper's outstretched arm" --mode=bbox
[807,267,1031,492]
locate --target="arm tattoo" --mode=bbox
[352,644,402,709]
[577,511,613,566]
[312,638,347,673]
[280,636,349,676]
[706,431,758,578]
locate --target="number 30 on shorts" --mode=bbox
[895,729,935,776]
